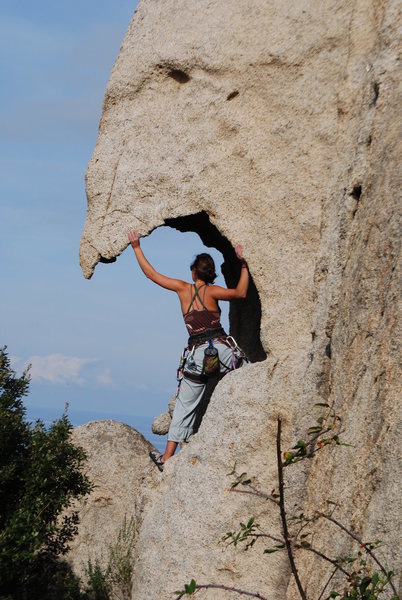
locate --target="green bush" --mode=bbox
[86,558,111,600]
[0,347,93,599]
[85,515,136,600]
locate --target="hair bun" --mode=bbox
[190,253,217,284]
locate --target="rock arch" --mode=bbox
[163,211,266,363]
[79,1,401,598]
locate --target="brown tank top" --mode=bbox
[183,284,222,336]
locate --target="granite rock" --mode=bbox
[65,420,156,578]
[80,1,401,598]
[151,411,171,435]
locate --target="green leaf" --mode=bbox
[264,544,285,554]
[308,426,322,434]
[359,576,371,592]
[227,463,237,476]
[344,556,358,564]
[284,451,295,464]
[184,578,196,594]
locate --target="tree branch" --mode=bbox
[175,583,268,599]
[277,418,307,600]
[293,544,349,577]
[320,514,398,596]
[230,486,280,506]
[316,566,340,600]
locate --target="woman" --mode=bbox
[128,229,249,471]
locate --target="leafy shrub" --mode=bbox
[86,515,136,600]
[0,346,93,599]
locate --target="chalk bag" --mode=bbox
[202,339,220,377]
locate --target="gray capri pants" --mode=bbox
[168,341,240,443]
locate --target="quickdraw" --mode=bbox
[176,346,196,396]
[224,336,249,371]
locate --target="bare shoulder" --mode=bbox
[177,281,193,300]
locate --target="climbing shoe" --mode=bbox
[149,451,164,472]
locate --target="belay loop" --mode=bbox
[202,339,220,377]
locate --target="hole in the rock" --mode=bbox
[164,211,267,363]
[226,90,239,101]
[99,256,117,264]
[371,81,379,107]
[350,184,362,201]
[167,69,191,84]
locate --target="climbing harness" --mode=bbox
[187,326,226,347]
[176,335,249,395]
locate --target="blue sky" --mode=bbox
[0,0,228,445]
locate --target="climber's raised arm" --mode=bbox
[210,244,249,301]
[128,229,186,292]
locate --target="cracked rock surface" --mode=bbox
[79,1,401,598]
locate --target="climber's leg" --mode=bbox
[167,376,206,443]
[162,440,178,462]
[163,344,207,462]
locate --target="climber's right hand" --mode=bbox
[128,229,140,248]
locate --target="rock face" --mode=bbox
[152,394,176,435]
[80,1,401,599]
[66,421,156,578]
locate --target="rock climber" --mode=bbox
[128,229,249,471]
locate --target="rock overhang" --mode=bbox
[78,1,401,596]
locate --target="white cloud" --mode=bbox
[96,368,113,386]
[27,354,97,384]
